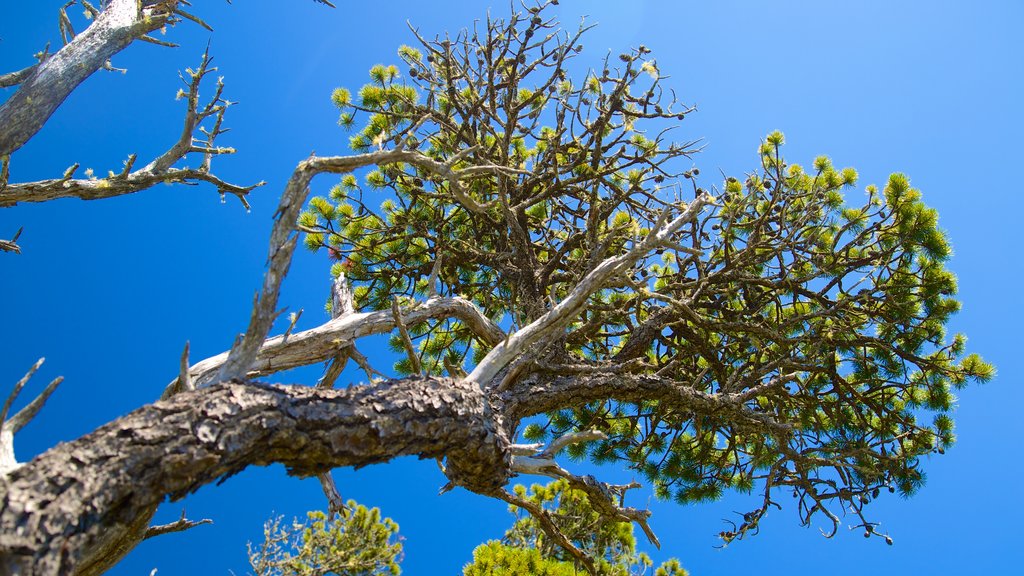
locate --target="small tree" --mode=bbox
[465,480,687,576]
[0,1,992,574]
[248,505,401,576]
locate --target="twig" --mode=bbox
[392,297,422,374]
[0,359,44,426]
[144,510,212,540]
[178,342,194,393]
[317,472,347,516]
[2,359,64,474]
[0,227,22,254]
[283,309,303,340]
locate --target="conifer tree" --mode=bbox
[0,1,992,574]
[248,504,401,576]
[464,480,688,576]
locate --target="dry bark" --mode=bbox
[0,377,510,575]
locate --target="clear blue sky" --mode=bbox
[2,1,1022,574]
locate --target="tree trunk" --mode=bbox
[0,377,511,575]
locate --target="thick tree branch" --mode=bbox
[498,372,791,435]
[0,376,511,574]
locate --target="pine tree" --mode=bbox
[0,1,993,573]
[248,504,402,576]
[464,480,688,576]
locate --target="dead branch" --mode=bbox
[1,49,260,208]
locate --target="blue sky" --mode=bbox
[2,1,1022,574]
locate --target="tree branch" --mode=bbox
[0,376,511,574]
[391,297,423,374]
[498,372,791,435]
[0,49,260,208]
[0,63,39,89]
[1,358,63,474]
[0,0,167,157]
[497,490,597,574]
[0,227,22,254]
[509,430,660,551]
[169,295,502,396]
[143,510,212,540]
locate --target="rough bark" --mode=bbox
[0,377,510,575]
[0,0,166,157]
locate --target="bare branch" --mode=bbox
[1,50,260,208]
[0,0,168,157]
[5,376,64,436]
[0,227,22,254]
[143,510,212,540]
[0,64,39,89]
[497,490,597,574]
[1,359,63,474]
[392,297,423,374]
[177,342,194,394]
[169,295,503,396]
[0,359,44,427]
[317,472,347,516]
[316,353,349,390]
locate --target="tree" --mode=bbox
[247,481,681,576]
[0,1,993,575]
[464,480,687,576]
[247,504,401,576]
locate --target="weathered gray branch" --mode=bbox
[0,227,23,254]
[509,429,660,549]
[0,63,39,89]
[1,358,63,475]
[0,49,259,208]
[214,148,414,383]
[174,295,503,397]
[0,0,166,157]
[143,510,212,540]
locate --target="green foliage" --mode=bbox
[464,480,687,576]
[248,504,402,576]
[464,542,578,576]
[299,0,990,550]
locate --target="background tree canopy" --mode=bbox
[1,1,1019,575]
